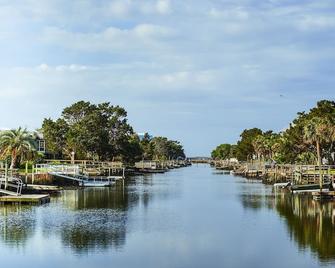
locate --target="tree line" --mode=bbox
[0,101,185,168]
[212,100,335,165]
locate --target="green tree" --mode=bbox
[252,135,266,160]
[42,118,68,158]
[211,144,232,160]
[41,101,142,163]
[303,117,326,166]
[303,116,333,190]
[0,128,36,168]
[236,128,263,161]
[150,137,185,160]
[211,100,335,164]
[140,133,154,160]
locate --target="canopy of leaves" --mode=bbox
[0,127,36,168]
[42,101,142,163]
[235,128,263,161]
[140,134,185,160]
[211,100,335,164]
[211,144,236,160]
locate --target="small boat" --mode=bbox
[82,180,114,187]
[81,177,116,187]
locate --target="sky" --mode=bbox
[0,0,334,156]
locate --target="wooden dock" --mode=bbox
[26,184,61,191]
[0,194,50,205]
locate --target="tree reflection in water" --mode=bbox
[0,205,36,247]
[51,186,135,253]
[275,194,335,262]
[239,182,335,263]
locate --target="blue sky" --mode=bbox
[0,0,334,156]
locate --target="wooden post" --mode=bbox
[32,165,35,185]
[71,151,75,165]
[316,141,323,192]
[5,161,8,190]
[25,161,28,184]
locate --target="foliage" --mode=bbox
[42,101,186,163]
[211,144,236,160]
[139,134,185,160]
[0,127,36,168]
[211,100,335,164]
[42,101,142,163]
[235,128,262,161]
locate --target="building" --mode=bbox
[0,129,46,154]
[34,132,46,153]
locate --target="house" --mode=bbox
[0,129,47,155]
[33,132,46,153]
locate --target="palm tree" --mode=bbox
[320,118,335,165]
[303,117,328,190]
[252,135,266,161]
[0,127,36,169]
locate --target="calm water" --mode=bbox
[1,164,335,268]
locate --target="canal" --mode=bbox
[0,164,334,267]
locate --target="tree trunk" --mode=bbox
[316,140,322,191]
[10,152,17,169]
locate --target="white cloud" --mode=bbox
[42,24,175,52]
[149,70,219,90]
[106,0,132,17]
[208,7,249,20]
[296,15,335,31]
[36,63,91,72]
[37,63,49,71]
[156,0,171,14]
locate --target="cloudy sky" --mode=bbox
[0,0,334,156]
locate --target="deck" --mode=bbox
[0,194,50,204]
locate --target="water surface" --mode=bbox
[0,165,334,268]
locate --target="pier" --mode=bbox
[0,159,192,206]
[0,194,50,204]
[211,160,335,198]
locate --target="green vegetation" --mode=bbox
[42,101,139,162]
[42,101,185,163]
[0,101,185,167]
[140,135,185,160]
[0,127,36,168]
[211,144,236,160]
[212,100,335,165]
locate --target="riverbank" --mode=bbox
[0,159,192,198]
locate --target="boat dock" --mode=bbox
[0,194,50,205]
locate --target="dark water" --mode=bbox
[1,165,335,268]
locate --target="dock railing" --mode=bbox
[0,176,23,196]
[35,164,80,175]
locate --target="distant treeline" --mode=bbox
[212,100,335,165]
[42,101,185,163]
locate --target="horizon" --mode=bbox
[0,1,334,156]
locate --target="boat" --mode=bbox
[81,176,117,187]
[81,179,115,187]
[82,180,115,187]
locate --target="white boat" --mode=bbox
[82,180,115,187]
